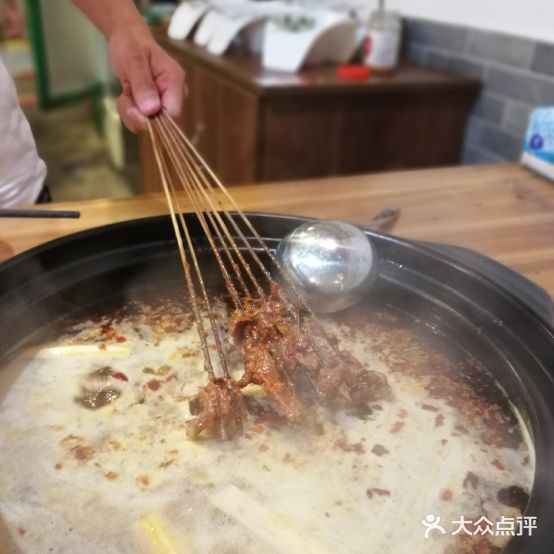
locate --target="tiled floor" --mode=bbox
[2,39,138,204]
[25,101,137,203]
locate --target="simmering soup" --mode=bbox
[0,295,534,553]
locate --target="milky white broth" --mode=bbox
[0,298,534,553]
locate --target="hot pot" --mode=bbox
[0,213,552,553]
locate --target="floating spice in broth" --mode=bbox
[75,386,121,410]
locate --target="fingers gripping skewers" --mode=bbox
[147,113,390,440]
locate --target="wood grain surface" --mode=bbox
[1,163,553,295]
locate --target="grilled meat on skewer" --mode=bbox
[238,335,304,423]
[188,287,390,440]
[187,379,246,440]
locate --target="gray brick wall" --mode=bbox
[404,18,554,165]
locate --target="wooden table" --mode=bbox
[1,163,553,296]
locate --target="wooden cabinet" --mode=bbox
[185,65,258,183]
[140,29,480,191]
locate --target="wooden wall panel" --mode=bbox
[261,91,475,182]
[140,66,258,191]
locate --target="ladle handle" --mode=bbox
[366,208,400,230]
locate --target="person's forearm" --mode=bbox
[72,0,186,130]
[72,0,147,38]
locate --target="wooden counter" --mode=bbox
[140,30,480,190]
[1,163,553,296]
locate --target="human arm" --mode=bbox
[72,0,186,132]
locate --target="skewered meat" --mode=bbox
[230,295,288,345]
[186,379,246,440]
[231,295,306,421]
[232,290,389,418]
[239,336,304,423]
[190,285,390,440]
[272,325,320,376]
[317,351,389,410]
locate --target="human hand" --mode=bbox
[108,23,186,133]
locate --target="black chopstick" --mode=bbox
[0,209,81,219]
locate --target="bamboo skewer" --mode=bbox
[160,115,340,355]
[147,112,341,404]
[147,120,218,381]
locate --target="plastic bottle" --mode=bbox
[363,0,402,75]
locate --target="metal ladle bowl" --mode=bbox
[276,220,378,314]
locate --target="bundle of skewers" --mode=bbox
[147,113,390,440]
